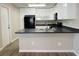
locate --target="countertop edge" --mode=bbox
[15,26,79,34]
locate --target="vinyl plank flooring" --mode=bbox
[0,39,76,56]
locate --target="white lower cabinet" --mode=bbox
[18,34,73,52]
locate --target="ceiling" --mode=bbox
[13,3,57,8]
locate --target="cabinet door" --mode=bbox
[57,4,76,20]
[67,4,76,19]
[25,8,35,15]
[56,4,67,20]
[35,9,50,20]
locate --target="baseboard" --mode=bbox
[0,46,6,51]
[10,37,18,43]
[19,50,73,52]
[72,50,79,56]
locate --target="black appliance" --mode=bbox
[57,22,63,27]
[24,15,35,29]
[54,12,58,21]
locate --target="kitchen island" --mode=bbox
[16,26,79,52]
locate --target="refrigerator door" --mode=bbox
[24,15,35,29]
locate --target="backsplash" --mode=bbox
[36,20,63,25]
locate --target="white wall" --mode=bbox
[10,5,20,41]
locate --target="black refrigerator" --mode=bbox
[24,15,35,29]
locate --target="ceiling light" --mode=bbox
[28,4,46,7]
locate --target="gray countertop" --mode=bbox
[15,26,79,34]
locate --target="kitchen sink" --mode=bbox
[36,28,56,32]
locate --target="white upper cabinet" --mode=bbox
[56,3,68,19]
[35,8,51,20]
[20,3,77,20]
[24,8,35,15]
[67,4,77,19]
[20,8,51,20]
[51,3,76,20]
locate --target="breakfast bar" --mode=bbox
[16,26,79,52]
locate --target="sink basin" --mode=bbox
[36,28,56,32]
[36,28,46,32]
[47,28,56,32]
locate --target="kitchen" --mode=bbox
[0,3,79,56]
